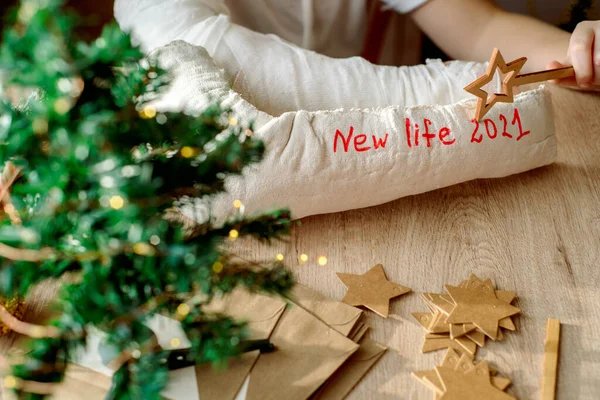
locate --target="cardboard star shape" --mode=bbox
[336,264,411,318]
[463,48,527,121]
[460,275,517,331]
[445,283,520,340]
[413,349,514,400]
[436,367,515,400]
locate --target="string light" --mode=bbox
[245,129,253,137]
[18,3,36,23]
[233,199,243,209]
[139,106,157,119]
[133,242,154,256]
[228,117,238,126]
[229,229,239,240]
[32,118,48,135]
[318,256,328,266]
[3,375,17,389]
[275,254,284,262]
[299,254,308,264]
[180,146,195,158]
[177,303,190,316]
[54,98,71,114]
[131,349,141,359]
[109,195,124,210]
[170,337,181,348]
[212,261,224,273]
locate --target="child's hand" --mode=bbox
[548,21,600,91]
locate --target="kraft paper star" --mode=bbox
[445,284,520,340]
[464,48,527,120]
[336,264,411,318]
[436,367,515,400]
[413,349,513,399]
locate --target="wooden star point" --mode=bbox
[336,264,411,318]
[463,48,527,121]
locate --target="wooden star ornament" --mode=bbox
[336,264,411,318]
[464,48,575,120]
[463,48,527,121]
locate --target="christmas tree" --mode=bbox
[0,0,294,398]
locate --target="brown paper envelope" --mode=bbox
[195,350,260,400]
[350,324,369,343]
[196,290,287,400]
[313,338,386,400]
[246,303,359,400]
[204,288,287,339]
[347,320,364,339]
[290,284,362,337]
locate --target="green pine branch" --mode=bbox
[0,1,294,398]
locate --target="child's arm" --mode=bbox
[411,0,599,89]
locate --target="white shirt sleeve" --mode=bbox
[114,0,486,118]
[381,0,430,13]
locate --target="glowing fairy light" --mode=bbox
[275,254,284,262]
[233,200,243,209]
[139,106,157,119]
[177,303,190,316]
[299,254,308,264]
[229,230,239,240]
[54,98,71,114]
[133,242,154,256]
[212,262,224,273]
[109,196,124,210]
[180,146,195,158]
[3,376,17,389]
[32,118,48,135]
[170,338,181,348]
[318,256,328,266]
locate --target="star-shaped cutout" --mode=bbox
[413,349,513,399]
[445,283,520,340]
[336,264,411,318]
[464,48,527,120]
[436,366,515,400]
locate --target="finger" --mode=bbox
[569,22,595,87]
[594,27,600,86]
[546,61,578,86]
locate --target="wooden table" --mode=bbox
[239,85,600,399]
[3,86,600,399]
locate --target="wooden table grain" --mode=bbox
[3,85,600,400]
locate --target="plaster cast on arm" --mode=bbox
[411,0,570,72]
[114,0,489,116]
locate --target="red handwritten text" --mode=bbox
[471,108,530,144]
[405,117,455,148]
[333,126,389,153]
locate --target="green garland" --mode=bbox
[0,1,294,398]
